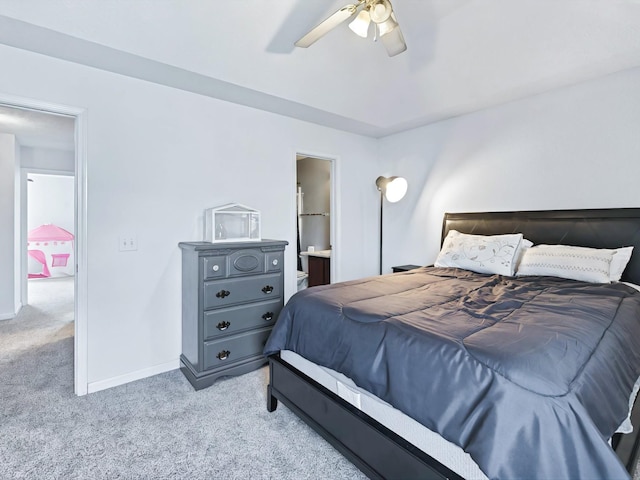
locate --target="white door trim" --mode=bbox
[1,92,89,396]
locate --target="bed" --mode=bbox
[264,208,640,479]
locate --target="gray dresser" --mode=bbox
[179,239,288,390]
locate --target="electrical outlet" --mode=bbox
[119,235,138,251]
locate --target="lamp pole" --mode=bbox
[379,188,384,275]
[375,175,408,275]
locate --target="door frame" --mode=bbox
[1,92,88,396]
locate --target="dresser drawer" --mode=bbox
[203,327,272,370]
[203,299,282,340]
[204,273,282,309]
[203,256,227,279]
[266,251,284,273]
[228,248,265,276]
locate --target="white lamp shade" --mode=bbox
[377,15,398,37]
[369,0,392,23]
[384,177,408,202]
[380,16,406,57]
[348,9,371,38]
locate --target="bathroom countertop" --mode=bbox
[300,249,331,259]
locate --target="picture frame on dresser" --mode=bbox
[179,239,287,390]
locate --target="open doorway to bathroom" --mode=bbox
[296,155,333,289]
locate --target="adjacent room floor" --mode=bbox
[3,276,74,361]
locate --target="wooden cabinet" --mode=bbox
[179,240,287,390]
[308,255,330,287]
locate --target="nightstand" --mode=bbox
[392,264,422,273]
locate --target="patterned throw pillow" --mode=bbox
[435,230,524,276]
[515,244,613,283]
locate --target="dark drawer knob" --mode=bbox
[262,312,274,322]
[216,350,231,361]
[216,321,231,331]
[262,285,274,294]
[216,289,231,299]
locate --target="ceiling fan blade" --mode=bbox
[380,16,407,57]
[295,4,359,48]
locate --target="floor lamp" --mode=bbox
[375,176,408,275]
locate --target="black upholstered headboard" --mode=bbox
[442,208,640,285]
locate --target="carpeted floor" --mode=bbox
[0,277,366,479]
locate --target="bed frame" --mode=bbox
[267,208,640,479]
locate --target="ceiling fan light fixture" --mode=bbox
[369,0,392,23]
[380,22,407,57]
[348,9,371,38]
[294,0,406,57]
[377,15,398,37]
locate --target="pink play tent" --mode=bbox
[27,224,75,278]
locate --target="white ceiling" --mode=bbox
[0,104,74,151]
[1,0,640,141]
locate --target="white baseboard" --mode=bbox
[87,358,180,394]
[0,304,22,321]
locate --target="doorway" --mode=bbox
[0,95,88,395]
[296,154,335,289]
[25,172,76,336]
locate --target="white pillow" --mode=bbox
[515,238,533,270]
[608,246,634,282]
[516,244,613,283]
[435,230,524,276]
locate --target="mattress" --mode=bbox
[280,349,489,480]
[281,349,640,479]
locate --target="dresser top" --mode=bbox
[179,239,288,251]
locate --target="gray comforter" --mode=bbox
[264,267,640,480]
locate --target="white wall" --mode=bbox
[0,44,380,390]
[0,133,15,317]
[27,173,74,234]
[379,67,640,271]
[0,133,18,319]
[13,136,21,311]
[21,146,74,173]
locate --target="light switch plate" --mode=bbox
[119,235,138,251]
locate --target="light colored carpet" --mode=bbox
[0,277,366,480]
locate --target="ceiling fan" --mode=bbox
[295,0,407,57]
